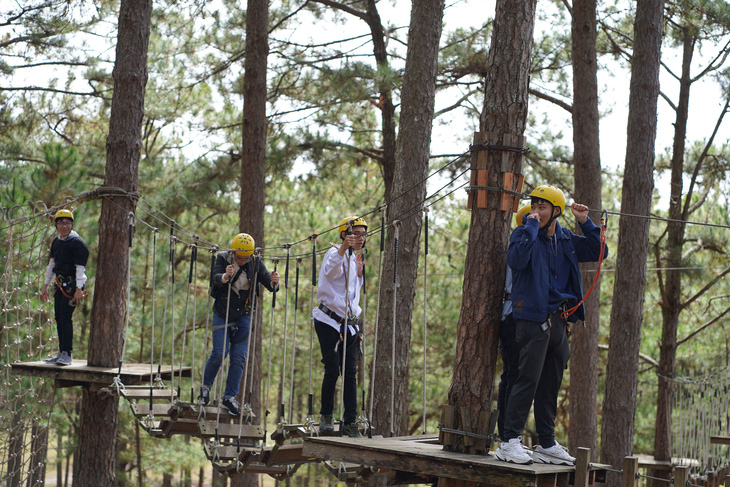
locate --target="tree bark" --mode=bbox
[651,29,693,484]
[600,0,664,482]
[370,0,444,438]
[233,1,268,486]
[569,0,602,458]
[75,0,151,484]
[447,0,537,453]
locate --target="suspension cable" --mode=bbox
[389,220,401,437]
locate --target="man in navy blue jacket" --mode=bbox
[495,186,608,465]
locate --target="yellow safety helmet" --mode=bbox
[54,209,74,222]
[529,185,566,215]
[231,233,255,256]
[338,216,368,236]
[515,204,532,226]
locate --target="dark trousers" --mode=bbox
[314,320,360,424]
[497,313,518,439]
[502,309,570,448]
[54,287,76,354]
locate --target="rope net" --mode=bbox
[0,205,57,486]
[672,366,730,475]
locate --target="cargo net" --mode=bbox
[1,203,58,486]
[672,365,730,477]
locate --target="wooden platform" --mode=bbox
[10,360,190,387]
[303,435,593,486]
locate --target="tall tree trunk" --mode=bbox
[447,0,537,452]
[370,0,445,438]
[651,29,694,483]
[234,1,268,487]
[569,0,602,458]
[363,0,396,201]
[600,0,664,482]
[75,0,151,484]
[28,419,49,487]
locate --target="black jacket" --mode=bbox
[209,251,277,320]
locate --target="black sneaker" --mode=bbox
[319,414,334,433]
[221,397,240,416]
[197,386,210,405]
[342,422,363,438]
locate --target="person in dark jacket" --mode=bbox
[495,186,608,466]
[42,209,89,366]
[197,233,279,416]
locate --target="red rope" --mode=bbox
[561,210,608,321]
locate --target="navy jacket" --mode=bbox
[507,218,608,323]
[209,251,277,320]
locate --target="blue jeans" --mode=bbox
[203,313,251,398]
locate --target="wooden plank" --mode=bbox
[711,436,730,445]
[477,170,488,209]
[441,405,456,447]
[199,422,264,440]
[169,402,245,422]
[303,436,572,487]
[121,388,176,400]
[573,447,590,487]
[500,173,514,211]
[621,457,638,487]
[129,402,173,418]
[10,360,189,385]
[160,418,200,437]
[459,406,475,451]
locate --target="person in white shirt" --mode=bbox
[41,209,89,366]
[312,216,366,438]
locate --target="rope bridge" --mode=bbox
[0,203,58,486]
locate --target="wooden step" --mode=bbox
[121,388,176,400]
[199,422,264,440]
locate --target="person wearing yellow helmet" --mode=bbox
[495,186,608,466]
[312,216,367,438]
[41,209,90,366]
[198,233,280,415]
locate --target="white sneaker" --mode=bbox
[533,441,575,465]
[495,437,533,464]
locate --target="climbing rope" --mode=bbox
[389,220,401,437]
[422,207,429,434]
[287,257,302,423]
[279,245,292,424]
[177,239,197,400]
[264,257,279,440]
[306,234,317,432]
[111,213,136,394]
[368,206,386,438]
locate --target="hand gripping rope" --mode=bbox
[560,209,608,323]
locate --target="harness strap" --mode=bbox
[318,303,345,325]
